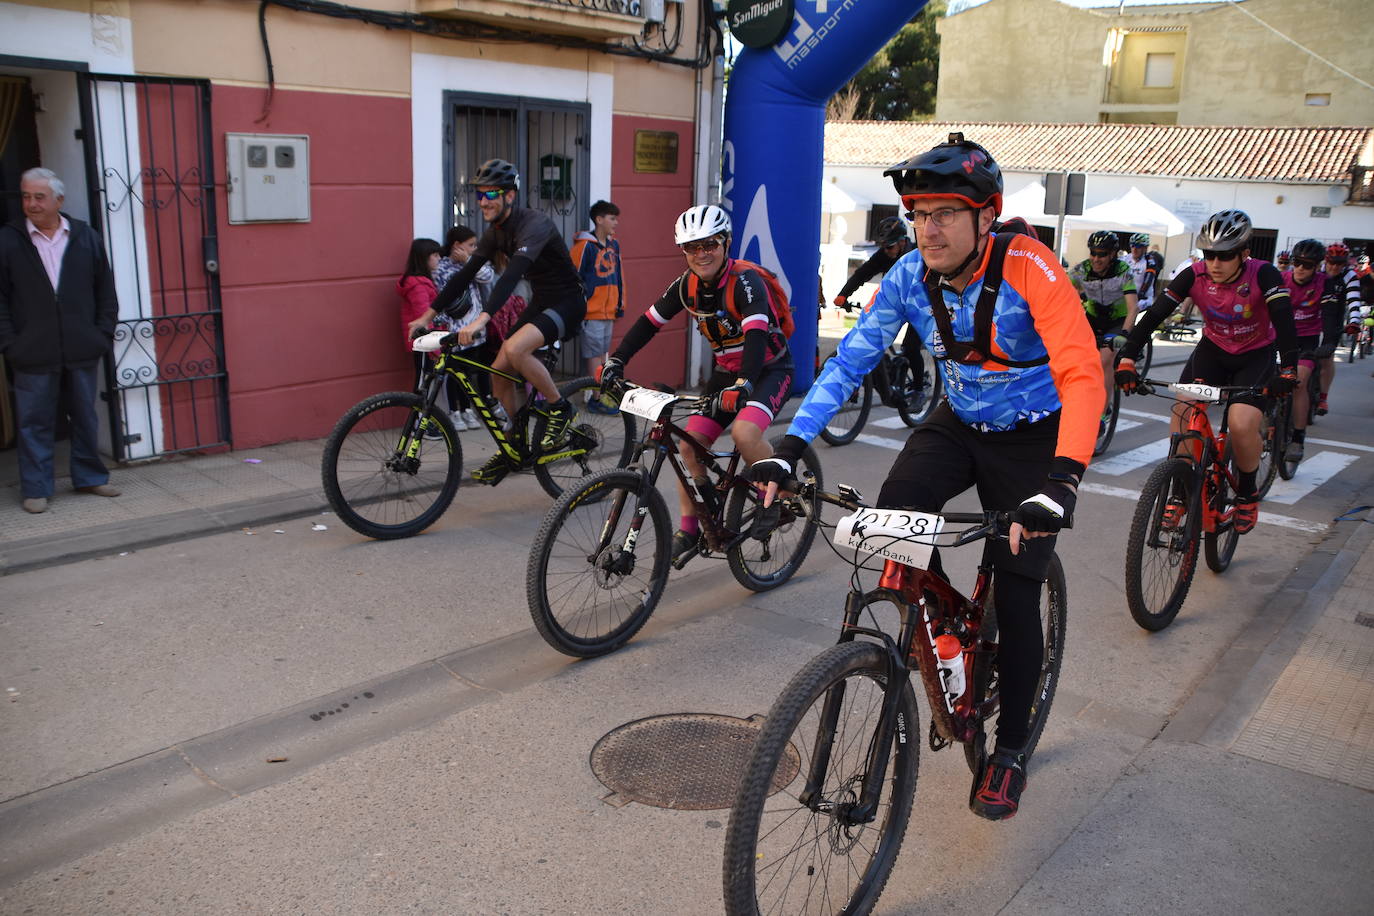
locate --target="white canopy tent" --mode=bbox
[1064,186,1187,237]
[821,182,873,214]
[1001,181,1050,222]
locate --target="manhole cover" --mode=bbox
[590,713,800,810]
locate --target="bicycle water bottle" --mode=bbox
[934,634,966,702]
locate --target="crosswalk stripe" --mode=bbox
[1088,439,1171,476]
[1114,418,1143,434]
[1303,436,1374,454]
[1265,451,1359,505]
[1078,482,1328,533]
[870,415,909,429]
[1118,407,1168,422]
[855,433,905,450]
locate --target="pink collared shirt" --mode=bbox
[27,216,71,291]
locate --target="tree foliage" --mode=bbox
[826,3,945,122]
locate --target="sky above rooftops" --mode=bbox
[947,0,1243,13]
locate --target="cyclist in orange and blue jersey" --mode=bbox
[1116,210,1299,534]
[752,135,1103,822]
[1281,239,1343,464]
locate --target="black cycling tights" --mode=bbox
[919,551,1042,751]
[989,570,1045,751]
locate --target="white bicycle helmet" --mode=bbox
[674,204,731,245]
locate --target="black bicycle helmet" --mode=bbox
[875,216,908,247]
[1197,209,1252,252]
[1088,230,1119,253]
[471,158,520,190]
[883,133,1003,215]
[1291,239,1325,263]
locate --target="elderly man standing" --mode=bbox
[0,168,120,513]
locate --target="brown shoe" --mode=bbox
[22,497,48,514]
[77,484,121,497]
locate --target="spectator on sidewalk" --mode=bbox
[397,237,443,392]
[433,225,495,429]
[570,199,623,413]
[0,168,121,515]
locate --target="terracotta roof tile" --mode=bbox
[824,121,1373,184]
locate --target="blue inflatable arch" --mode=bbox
[723,1,925,390]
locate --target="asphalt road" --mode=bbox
[2,339,1372,913]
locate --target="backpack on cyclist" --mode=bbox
[686,258,796,338]
[919,220,1049,369]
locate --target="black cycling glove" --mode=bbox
[750,434,806,488]
[1015,458,1083,534]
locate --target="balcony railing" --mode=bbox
[418,0,647,40]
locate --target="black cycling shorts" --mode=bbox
[513,295,588,346]
[1087,314,1126,348]
[700,362,794,427]
[1296,334,1321,365]
[1180,336,1275,410]
[876,401,1059,581]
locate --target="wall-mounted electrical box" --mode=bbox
[226,132,310,224]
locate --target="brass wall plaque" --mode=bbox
[634,130,679,174]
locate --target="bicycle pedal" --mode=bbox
[928,721,952,752]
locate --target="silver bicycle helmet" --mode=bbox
[674,204,731,245]
[1129,232,1150,248]
[1197,209,1252,252]
[471,158,520,190]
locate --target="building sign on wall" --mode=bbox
[1174,198,1210,229]
[726,0,794,48]
[634,130,679,173]
[1310,206,1332,218]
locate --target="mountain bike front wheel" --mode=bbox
[723,641,919,916]
[531,377,636,499]
[965,553,1067,775]
[321,391,462,539]
[1094,384,1121,457]
[1124,457,1200,631]
[526,468,671,657]
[724,438,823,591]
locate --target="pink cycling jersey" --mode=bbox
[1282,268,1326,337]
[1178,259,1281,355]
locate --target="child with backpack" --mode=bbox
[597,204,794,561]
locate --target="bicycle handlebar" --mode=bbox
[804,483,1014,546]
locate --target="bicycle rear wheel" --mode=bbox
[1254,398,1280,499]
[723,640,919,916]
[532,377,636,499]
[896,352,941,427]
[964,554,1067,775]
[1276,395,1298,481]
[1204,444,1241,573]
[724,439,823,591]
[1124,457,1200,631]
[818,359,872,446]
[321,391,462,539]
[526,468,671,657]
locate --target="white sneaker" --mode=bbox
[450,410,469,431]
[461,409,480,430]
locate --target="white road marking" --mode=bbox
[1265,451,1359,505]
[1118,407,1168,422]
[1088,439,1171,476]
[1304,436,1374,454]
[871,415,910,429]
[855,433,905,450]
[1078,482,1328,533]
[1114,418,1143,434]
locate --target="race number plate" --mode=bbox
[411,331,448,353]
[1169,382,1222,403]
[619,387,679,420]
[833,509,945,569]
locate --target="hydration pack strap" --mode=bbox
[922,233,1050,369]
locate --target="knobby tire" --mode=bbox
[725,439,824,591]
[1124,457,1200,631]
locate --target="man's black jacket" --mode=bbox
[0,215,119,372]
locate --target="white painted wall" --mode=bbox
[0,2,134,75]
[409,52,614,240]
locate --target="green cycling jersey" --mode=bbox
[1069,257,1136,320]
